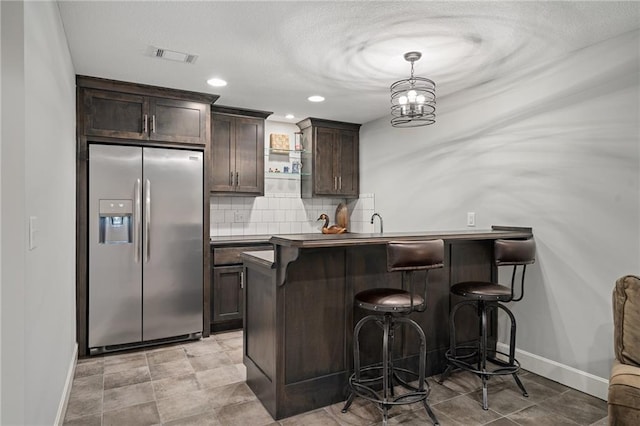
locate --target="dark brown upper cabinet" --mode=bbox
[78,76,217,146]
[297,118,361,198]
[210,106,272,195]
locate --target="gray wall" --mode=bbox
[1,1,77,424]
[1,1,27,423]
[360,29,640,380]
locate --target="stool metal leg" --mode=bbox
[440,301,476,385]
[342,314,379,413]
[382,315,391,424]
[395,317,439,426]
[480,301,489,410]
[496,304,528,398]
[439,301,461,385]
[387,315,395,398]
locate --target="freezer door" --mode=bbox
[142,148,203,341]
[89,145,143,348]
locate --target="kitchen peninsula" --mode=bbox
[241,226,533,419]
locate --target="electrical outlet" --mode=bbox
[29,216,38,250]
[234,211,245,222]
[467,212,476,227]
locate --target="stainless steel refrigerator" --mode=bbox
[88,144,203,354]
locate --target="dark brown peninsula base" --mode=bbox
[241,226,533,420]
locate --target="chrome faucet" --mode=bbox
[370,213,383,234]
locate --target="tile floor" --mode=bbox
[64,331,608,426]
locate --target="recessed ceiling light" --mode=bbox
[285,114,295,119]
[308,95,325,102]
[207,78,227,87]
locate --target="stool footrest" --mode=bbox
[347,364,431,407]
[444,345,521,377]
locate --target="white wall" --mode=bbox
[360,29,640,385]
[1,1,77,424]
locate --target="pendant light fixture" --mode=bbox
[390,52,436,127]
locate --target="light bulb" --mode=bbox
[416,94,426,104]
[399,96,408,105]
[407,90,417,103]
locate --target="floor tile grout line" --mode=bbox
[143,348,161,423]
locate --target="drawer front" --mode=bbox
[213,244,272,266]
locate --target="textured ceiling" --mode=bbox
[57,1,639,124]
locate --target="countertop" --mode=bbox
[209,235,272,246]
[241,250,275,269]
[269,226,532,248]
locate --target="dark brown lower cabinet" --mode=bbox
[210,243,272,333]
[211,265,244,329]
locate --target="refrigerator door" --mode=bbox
[142,147,203,341]
[89,144,143,348]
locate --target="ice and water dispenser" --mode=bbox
[98,199,133,244]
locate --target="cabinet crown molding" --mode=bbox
[296,117,361,132]
[211,105,272,119]
[76,75,219,105]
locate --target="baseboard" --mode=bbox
[497,342,609,401]
[54,343,78,426]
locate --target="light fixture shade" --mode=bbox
[390,52,436,127]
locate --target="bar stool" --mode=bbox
[342,240,444,425]
[439,238,536,410]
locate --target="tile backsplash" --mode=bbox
[347,194,376,233]
[210,193,375,236]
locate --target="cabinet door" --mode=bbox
[336,130,359,197]
[212,266,244,323]
[314,127,337,195]
[84,90,148,140]
[149,98,208,145]
[210,114,236,192]
[234,117,264,195]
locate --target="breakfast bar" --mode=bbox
[241,226,533,420]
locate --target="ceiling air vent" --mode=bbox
[152,47,198,64]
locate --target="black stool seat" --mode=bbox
[450,282,512,301]
[355,288,425,312]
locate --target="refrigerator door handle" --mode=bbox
[145,179,151,263]
[134,178,141,263]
